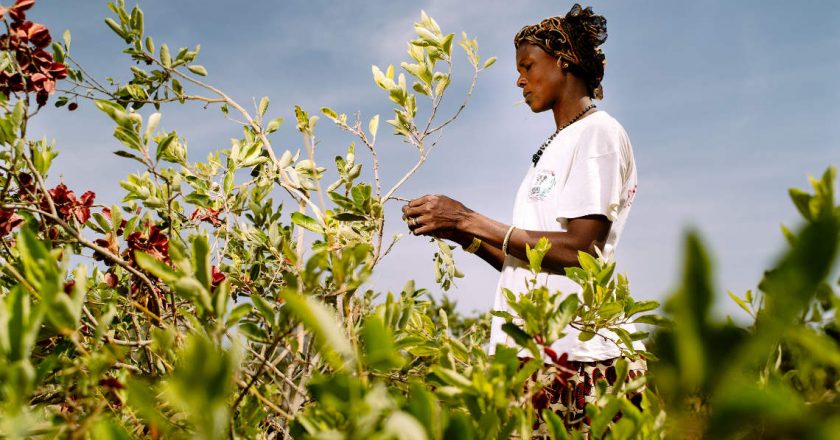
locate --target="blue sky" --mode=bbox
[29,1,840,319]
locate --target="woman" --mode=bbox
[402,4,644,431]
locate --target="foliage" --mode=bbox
[651,167,840,438]
[0,1,838,439]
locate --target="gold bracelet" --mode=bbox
[464,237,482,253]
[502,225,516,256]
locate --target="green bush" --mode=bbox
[0,1,837,439]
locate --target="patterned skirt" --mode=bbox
[522,355,647,435]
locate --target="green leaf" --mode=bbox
[362,315,404,372]
[588,397,622,437]
[578,250,599,274]
[95,100,131,126]
[369,114,379,139]
[512,358,542,389]
[258,97,270,118]
[225,302,252,328]
[155,132,177,161]
[174,277,213,313]
[407,383,439,439]
[293,105,310,133]
[490,310,515,321]
[542,409,569,440]
[578,330,596,341]
[104,18,127,40]
[443,413,474,440]
[191,235,212,290]
[187,64,208,76]
[610,327,636,354]
[134,251,178,284]
[125,379,174,435]
[626,300,659,317]
[598,302,623,320]
[91,418,133,440]
[4,286,44,363]
[501,322,539,356]
[291,212,324,234]
[667,232,714,390]
[526,237,551,274]
[320,107,337,120]
[632,314,671,327]
[281,290,355,370]
[442,33,455,56]
[429,366,472,390]
[113,150,144,164]
[482,56,497,69]
[383,412,427,440]
[17,226,60,297]
[250,295,275,327]
[266,117,283,134]
[727,291,752,316]
[238,320,269,343]
[788,188,813,221]
[159,43,171,68]
[614,358,629,392]
[333,212,367,222]
[165,334,237,440]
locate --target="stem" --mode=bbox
[0,257,40,299]
[382,152,427,202]
[427,64,480,136]
[3,204,167,326]
[168,74,324,222]
[230,326,293,417]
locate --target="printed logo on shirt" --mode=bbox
[529,169,556,201]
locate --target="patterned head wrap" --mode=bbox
[514,4,608,99]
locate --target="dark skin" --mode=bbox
[402,43,610,274]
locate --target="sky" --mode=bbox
[28,0,840,319]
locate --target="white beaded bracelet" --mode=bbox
[502,225,516,256]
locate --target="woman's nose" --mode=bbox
[516,76,526,88]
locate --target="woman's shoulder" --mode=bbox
[574,111,630,156]
[579,111,627,137]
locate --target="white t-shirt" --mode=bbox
[487,111,641,361]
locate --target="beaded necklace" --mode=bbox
[531,104,596,166]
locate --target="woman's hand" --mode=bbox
[402,194,472,240]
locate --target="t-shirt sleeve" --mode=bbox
[554,127,624,222]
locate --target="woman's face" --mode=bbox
[515,43,565,113]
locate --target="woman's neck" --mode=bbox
[552,96,595,129]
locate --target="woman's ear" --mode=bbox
[555,57,570,71]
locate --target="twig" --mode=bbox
[235,378,292,420]
[2,204,166,326]
[0,257,40,299]
[230,326,293,416]
[246,346,306,396]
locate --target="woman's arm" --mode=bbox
[403,195,611,273]
[445,229,507,271]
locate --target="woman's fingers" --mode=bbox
[402,195,462,236]
[408,195,430,207]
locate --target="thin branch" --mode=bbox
[230,326,293,415]
[246,346,306,396]
[427,65,481,136]
[0,257,40,299]
[162,62,326,224]
[2,204,166,326]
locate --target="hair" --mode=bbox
[514,4,608,99]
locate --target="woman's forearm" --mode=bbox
[458,211,609,273]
